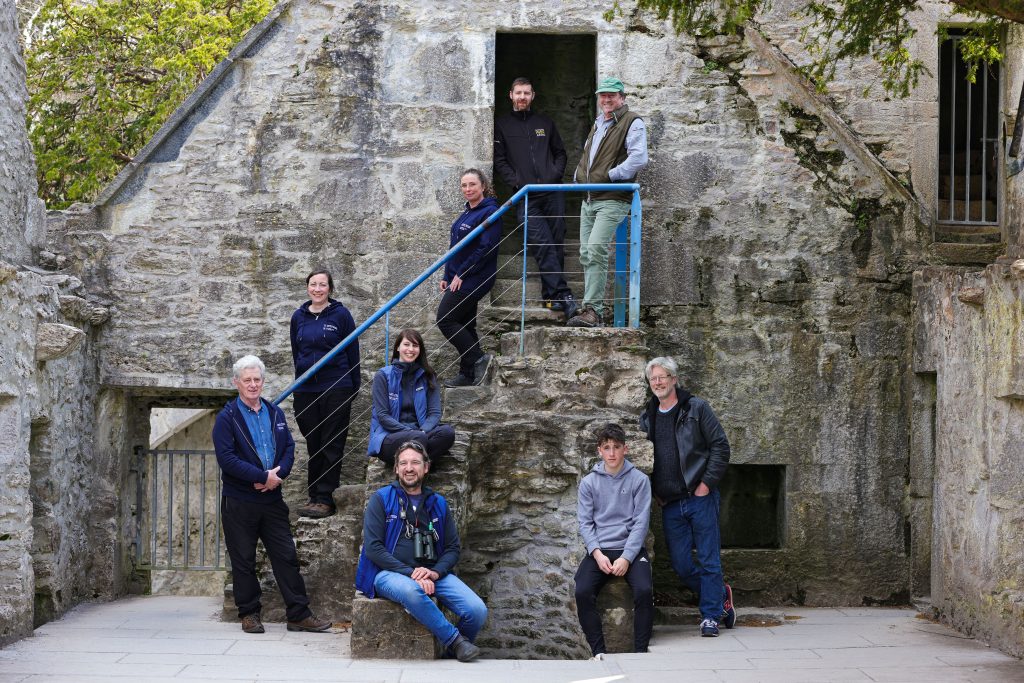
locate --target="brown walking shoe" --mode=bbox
[297,502,335,518]
[287,614,332,632]
[567,306,602,328]
[241,613,264,634]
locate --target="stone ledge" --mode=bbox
[351,594,439,660]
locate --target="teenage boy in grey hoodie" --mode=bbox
[574,423,653,658]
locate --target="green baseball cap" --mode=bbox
[595,77,625,94]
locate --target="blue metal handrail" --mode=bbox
[274,183,642,404]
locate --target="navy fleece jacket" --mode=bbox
[442,197,501,296]
[212,397,295,504]
[290,299,361,393]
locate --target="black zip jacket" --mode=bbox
[494,109,567,192]
[640,386,730,493]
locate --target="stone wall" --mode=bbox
[913,264,1024,658]
[0,5,131,643]
[0,0,43,267]
[29,0,1024,652]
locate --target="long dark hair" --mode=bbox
[461,168,496,198]
[391,328,437,389]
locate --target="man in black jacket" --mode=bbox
[494,76,578,321]
[639,356,736,638]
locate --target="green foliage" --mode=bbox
[606,0,1007,99]
[25,0,273,208]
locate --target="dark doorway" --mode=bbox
[493,33,597,300]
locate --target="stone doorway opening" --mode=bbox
[132,395,230,598]
[493,33,597,299]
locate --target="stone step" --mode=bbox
[934,223,1002,244]
[927,241,1004,265]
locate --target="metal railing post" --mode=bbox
[629,189,642,328]
[520,192,529,355]
[613,217,628,328]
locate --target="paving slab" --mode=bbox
[0,596,1021,682]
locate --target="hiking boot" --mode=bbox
[722,582,736,629]
[443,373,475,388]
[700,618,720,637]
[241,613,264,634]
[287,614,332,632]
[567,306,601,328]
[297,502,335,519]
[450,635,480,662]
[473,353,493,382]
[561,293,579,323]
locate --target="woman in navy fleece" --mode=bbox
[289,269,360,518]
[436,168,501,387]
[368,328,455,466]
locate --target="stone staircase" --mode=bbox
[227,327,653,659]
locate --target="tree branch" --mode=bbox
[948,0,1024,23]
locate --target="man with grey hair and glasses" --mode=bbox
[639,356,735,637]
[213,354,331,635]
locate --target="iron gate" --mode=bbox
[134,448,227,570]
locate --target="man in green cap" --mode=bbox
[568,77,648,328]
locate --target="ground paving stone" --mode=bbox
[1,596,1022,682]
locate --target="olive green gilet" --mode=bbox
[574,105,642,203]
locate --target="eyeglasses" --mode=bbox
[396,440,429,464]
[647,374,673,383]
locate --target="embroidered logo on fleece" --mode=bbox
[535,129,546,136]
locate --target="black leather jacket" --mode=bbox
[640,386,730,493]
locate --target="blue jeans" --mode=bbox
[373,570,488,647]
[662,490,725,620]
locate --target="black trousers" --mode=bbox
[221,496,312,622]
[574,547,654,655]
[376,425,456,467]
[517,193,570,301]
[293,387,355,506]
[436,288,486,378]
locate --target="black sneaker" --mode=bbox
[543,299,565,311]
[722,582,736,629]
[443,374,475,388]
[561,293,579,323]
[451,635,481,662]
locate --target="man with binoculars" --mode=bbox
[355,441,488,662]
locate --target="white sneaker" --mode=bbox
[591,652,605,661]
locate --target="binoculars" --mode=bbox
[413,528,437,563]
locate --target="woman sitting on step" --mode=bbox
[368,328,456,467]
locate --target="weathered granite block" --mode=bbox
[351,594,438,659]
[596,579,637,654]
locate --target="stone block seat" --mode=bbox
[350,593,439,659]
[596,579,640,654]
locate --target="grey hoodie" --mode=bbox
[577,459,652,563]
